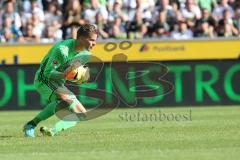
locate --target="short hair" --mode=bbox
[77,24,98,39]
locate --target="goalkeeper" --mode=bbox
[23,24,98,137]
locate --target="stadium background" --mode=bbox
[1,39,240,110]
[0,0,240,110]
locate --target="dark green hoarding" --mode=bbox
[0,60,240,110]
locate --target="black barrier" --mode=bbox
[0,60,240,110]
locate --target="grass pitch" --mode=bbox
[0,106,240,160]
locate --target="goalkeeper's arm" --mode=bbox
[48,58,81,81]
[47,65,77,81]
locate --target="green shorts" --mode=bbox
[34,79,57,102]
[34,69,63,102]
[34,68,77,104]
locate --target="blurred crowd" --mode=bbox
[0,0,240,43]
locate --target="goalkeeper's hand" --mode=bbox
[62,65,78,81]
[62,59,81,81]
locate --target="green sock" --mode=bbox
[52,120,78,134]
[51,99,85,134]
[32,101,57,126]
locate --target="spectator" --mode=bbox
[21,0,45,30]
[41,21,63,43]
[136,0,154,23]
[200,8,217,29]
[151,11,170,38]
[233,8,240,31]
[42,0,63,11]
[30,0,45,21]
[44,1,62,26]
[195,0,217,12]
[22,24,39,42]
[121,0,137,22]
[111,17,127,39]
[108,1,126,23]
[62,0,84,39]
[0,0,240,42]
[64,23,80,39]
[173,10,186,23]
[218,9,239,37]
[83,0,108,24]
[0,28,15,43]
[194,19,215,38]
[219,9,234,26]
[220,23,239,37]
[83,0,107,9]
[41,20,62,42]
[4,0,23,12]
[126,9,148,39]
[41,25,55,43]
[64,0,83,26]
[0,1,22,29]
[22,0,43,13]
[51,20,63,40]
[26,13,45,41]
[0,16,24,42]
[95,12,109,39]
[228,0,237,9]
[181,0,201,21]
[154,0,176,25]
[171,20,193,39]
[178,0,200,31]
[212,0,234,21]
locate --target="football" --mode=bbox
[65,65,90,84]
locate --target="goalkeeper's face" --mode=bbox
[81,33,98,51]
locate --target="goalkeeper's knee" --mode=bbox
[55,97,86,121]
[56,95,85,112]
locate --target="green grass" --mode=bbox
[0,106,240,160]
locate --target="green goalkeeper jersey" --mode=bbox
[35,39,91,90]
